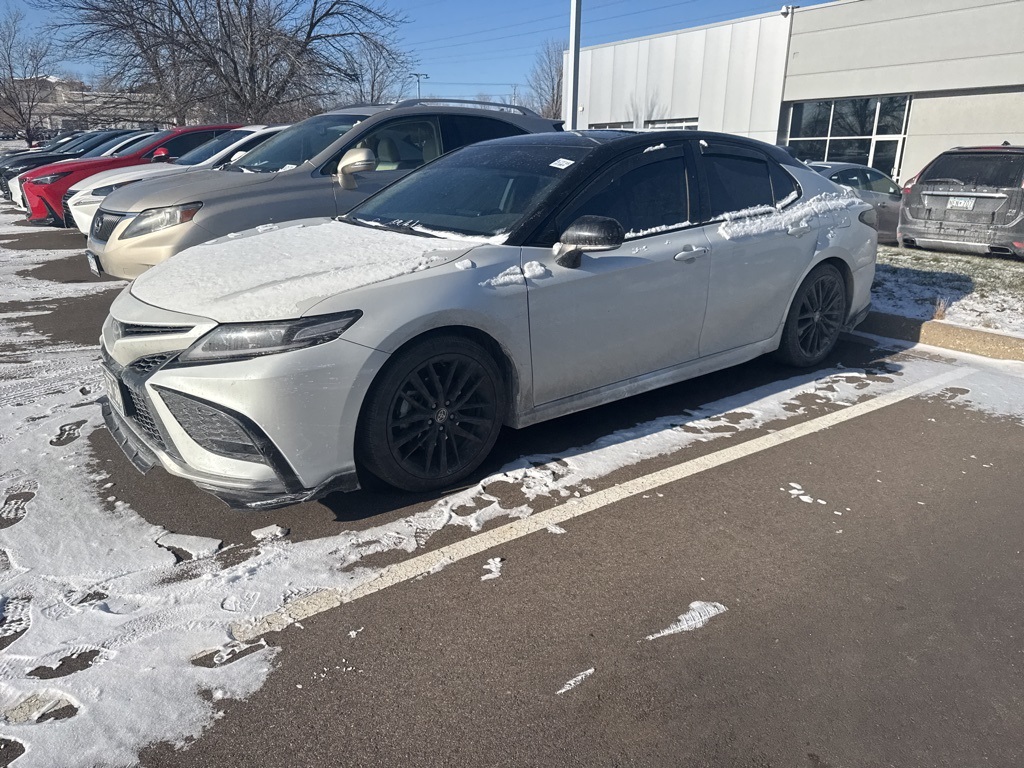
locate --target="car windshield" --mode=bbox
[54,133,101,154]
[81,133,134,158]
[921,152,1024,188]
[113,130,173,157]
[175,129,253,166]
[347,143,590,239]
[228,113,366,173]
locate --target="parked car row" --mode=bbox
[802,145,1024,259]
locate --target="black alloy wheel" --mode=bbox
[358,336,507,492]
[776,263,848,367]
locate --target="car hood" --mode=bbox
[23,155,128,180]
[2,152,75,172]
[102,168,277,213]
[129,218,482,323]
[72,164,185,195]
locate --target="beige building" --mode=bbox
[570,0,1024,181]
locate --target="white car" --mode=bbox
[10,132,154,211]
[64,125,283,234]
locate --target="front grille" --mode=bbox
[0,175,9,199]
[61,190,74,228]
[126,386,165,450]
[92,210,124,242]
[115,321,193,339]
[127,352,177,375]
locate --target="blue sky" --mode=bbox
[14,0,834,100]
[388,0,834,102]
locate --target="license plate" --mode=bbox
[947,196,975,211]
[103,367,124,414]
[86,250,102,276]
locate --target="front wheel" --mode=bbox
[775,263,848,367]
[357,336,507,492]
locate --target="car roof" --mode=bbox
[808,161,882,173]
[467,129,804,167]
[320,99,560,128]
[943,145,1024,154]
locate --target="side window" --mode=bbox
[152,131,216,160]
[441,115,526,151]
[557,155,690,239]
[325,117,441,176]
[832,168,867,189]
[864,168,899,195]
[769,162,799,205]
[701,152,775,219]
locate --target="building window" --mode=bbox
[786,95,910,179]
[644,118,698,130]
[589,121,633,129]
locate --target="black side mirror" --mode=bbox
[553,215,625,269]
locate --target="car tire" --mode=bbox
[775,263,848,368]
[357,335,507,492]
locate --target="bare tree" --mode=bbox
[525,39,564,120]
[37,0,406,123]
[0,8,68,145]
[334,34,414,105]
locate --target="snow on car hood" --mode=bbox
[130,218,480,322]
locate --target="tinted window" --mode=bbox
[235,113,366,173]
[832,168,868,189]
[153,131,218,160]
[559,156,690,238]
[769,162,799,204]
[175,129,253,166]
[114,130,174,156]
[349,143,590,239]
[863,168,899,194]
[920,152,1024,188]
[442,115,525,150]
[702,154,775,219]
[81,133,138,158]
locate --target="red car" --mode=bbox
[21,124,239,225]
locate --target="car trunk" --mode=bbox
[907,151,1024,229]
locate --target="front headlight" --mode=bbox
[29,171,71,185]
[92,180,137,197]
[176,311,362,364]
[121,202,203,239]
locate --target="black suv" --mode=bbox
[899,145,1024,258]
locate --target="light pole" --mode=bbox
[567,0,581,129]
[409,73,429,100]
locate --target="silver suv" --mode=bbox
[87,100,563,279]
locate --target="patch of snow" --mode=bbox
[646,601,728,640]
[625,221,692,239]
[556,667,594,694]
[156,533,222,559]
[479,266,525,288]
[251,525,287,541]
[522,261,549,279]
[454,259,475,270]
[480,557,504,581]
[643,143,666,153]
[347,627,363,639]
[716,192,861,241]
[130,219,479,323]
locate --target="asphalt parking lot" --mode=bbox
[2,221,1023,768]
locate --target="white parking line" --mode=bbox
[234,367,972,641]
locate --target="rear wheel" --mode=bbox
[357,336,507,492]
[776,263,847,367]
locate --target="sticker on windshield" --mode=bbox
[550,158,575,169]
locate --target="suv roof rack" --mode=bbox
[391,98,543,118]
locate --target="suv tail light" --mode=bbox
[902,175,917,195]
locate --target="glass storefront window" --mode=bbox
[790,101,831,139]
[785,94,911,180]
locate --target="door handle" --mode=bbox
[787,222,811,237]
[674,245,709,263]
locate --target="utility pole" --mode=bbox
[566,0,582,129]
[410,73,429,100]
[510,84,518,106]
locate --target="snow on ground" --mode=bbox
[645,602,728,640]
[2,213,1024,765]
[873,245,1024,337]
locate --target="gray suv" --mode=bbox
[899,145,1024,258]
[87,100,563,279]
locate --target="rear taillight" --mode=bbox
[902,175,917,195]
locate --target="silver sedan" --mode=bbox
[99,131,877,509]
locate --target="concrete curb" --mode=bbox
[850,311,1024,362]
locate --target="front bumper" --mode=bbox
[99,296,388,508]
[89,216,208,280]
[67,190,101,234]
